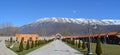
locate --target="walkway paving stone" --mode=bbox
[27,40,84,55]
[0,40,17,55]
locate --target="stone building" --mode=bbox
[16,34,39,42]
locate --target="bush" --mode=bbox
[70,40,72,44]
[26,40,30,50]
[35,40,38,47]
[38,40,40,46]
[72,39,75,45]
[10,37,12,44]
[82,39,86,49]
[75,40,77,46]
[95,38,102,55]
[31,41,34,48]
[19,40,24,51]
[78,39,81,48]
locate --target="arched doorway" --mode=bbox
[55,33,62,40]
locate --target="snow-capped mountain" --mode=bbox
[21,17,120,35]
[30,17,120,26]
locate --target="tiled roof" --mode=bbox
[117,32,120,35]
[64,31,120,38]
[65,36,79,38]
[92,34,100,37]
[107,31,118,35]
[99,33,107,36]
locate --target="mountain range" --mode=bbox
[20,17,120,36]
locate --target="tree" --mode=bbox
[10,37,12,44]
[31,40,34,48]
[75,40,77,46]
[70,39,72,44]
[38,40,41,46]
[26,40,30,50]
[35,40,38,47]
[82,39,86,49]
[38,40,40,46]
[19,40,24,51]
[95,38,102,55]
[0,23,20,36]
[72,39,75,45]
[39,28,46,36]
[78,39,81,48]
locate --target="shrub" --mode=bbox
[72,39,75,45]
[82,39,86,49]
[78,39,81,48]
[75,40,77,46]
[10,37,12,44]
[26,40,30,50]
[38,40,40,46]
[35,40,38,47]
[95,38,102,55]
[31,41,34,48]
[19,40,24,51]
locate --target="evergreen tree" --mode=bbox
[70,39,72,44]
[10,37,12,44]
[38,40,41,46]
[75,40,77,46]
[78,39,81,48]
[26,40,30,50]
[72,39,75,45]
[95,38,102,55]
[38,40,40,46]
[35,40,37,47]
[82,39,86,49]
[19,40,24,51]
[31,40,34,48]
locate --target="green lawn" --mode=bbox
[10,43,47,55]
[67,43,120,55]
[7,40,52,55]
[91,43,120,55]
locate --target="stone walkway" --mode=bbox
[27,40,84,55]
[0,40,17,55]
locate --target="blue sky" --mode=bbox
[0,0,120,26]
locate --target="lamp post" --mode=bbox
[87,20,93,55]
[103,35,107,54]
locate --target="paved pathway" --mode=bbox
[0,40,17,55]
[27,40,84,55]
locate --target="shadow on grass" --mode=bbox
[16,50,20,52]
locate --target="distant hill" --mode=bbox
[0,26,20,36]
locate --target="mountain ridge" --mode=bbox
[20,17,120,36]
[28,17,120,26]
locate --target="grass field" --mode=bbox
[10,43,47,55]
[67,42,120,55]
[7,40,52,55]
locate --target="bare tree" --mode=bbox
[0,22,20,36]
[39,28,46,36]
